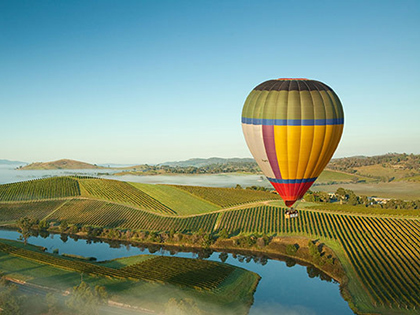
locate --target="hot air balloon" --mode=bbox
[241,78,344,217]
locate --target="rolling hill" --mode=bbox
[19,159,105,170]
[1,176,420,314]
[159,157,256,167]
[327,153,420,182]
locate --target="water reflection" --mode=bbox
[0,228,352,314]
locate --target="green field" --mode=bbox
[313,181,420,199]
[317,169,372,183]
[1,176,420,314]
[354,164,414,180]
[130,182,221,214]
[0,238,259,314]
[172,184,281,207]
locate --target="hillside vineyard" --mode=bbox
[0,177,419,313]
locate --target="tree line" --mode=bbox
[305,188,420,210]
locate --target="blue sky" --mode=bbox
[1,0,419,164]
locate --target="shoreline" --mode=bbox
[2,225,358,314]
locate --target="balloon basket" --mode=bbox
[285,209,298,219]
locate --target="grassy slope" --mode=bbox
[354,164,413,180]
[172,184,281,208]
[398,174,420,182]
[304,202,420,217]
[78,177,175,214]
[317,169,373,183]
[130,182,221,214]
[19,159,104,170]
[312,182,420,200]
[2,177,420,314]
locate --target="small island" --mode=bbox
[18,159,105,170]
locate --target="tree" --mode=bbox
[60,220,68,232]
[65,281,107,315]
[219,252,228,263]
[0,284,22,314]
[348,193,359,206]
[17,217,35,245]
[38,220,49,231]
[169,228,175,240]
[317,191,330,203]
[335,187,348,199]
[45,293,60,314]
[218,228,229,239]
[286,244,298,256]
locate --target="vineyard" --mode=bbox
[47,198,219,232]
[78,177,176,214]
[1,177,420,313]
[0,239,247,292]
[0,177,282,216]
[120,256,235,291]
[0,200,66,222]
[0,177,80,201]
[172,184,281,207]
[130,182,221,214]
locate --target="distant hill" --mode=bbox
[326,153,420,182]
[159,157,256,167]
[0,159,26,165]
[19,159,105,170]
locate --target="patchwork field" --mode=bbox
[0,238,259,314]
[1,176,420,314]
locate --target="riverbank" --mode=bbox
[8,223,358,314]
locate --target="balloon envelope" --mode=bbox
[241,78,344,207]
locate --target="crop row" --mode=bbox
[0,177,80,201]
[2,194,420,310]
[121,256,235,291]
[217,206,336,238]
[172,185,281,208]
[327,214,420,309]
[0,241,234,291]
[47,199,218,232]
[78,178,175,214]
[0,200,65,222]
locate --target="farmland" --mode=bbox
[313,181,420,200]
[1,176,420,314]
[0,238,259,314]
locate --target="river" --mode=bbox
[0,164,272,188]
[0,164,353,314]
[0,229,352,315]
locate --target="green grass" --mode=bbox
[306,202,420,217]
[354,164,414,180]
[130,182,221,214]
[398,175,420,182]
[172,185,281,208]
[317,169,373,183]
[3,176,420,314]
[312,182,420,200]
